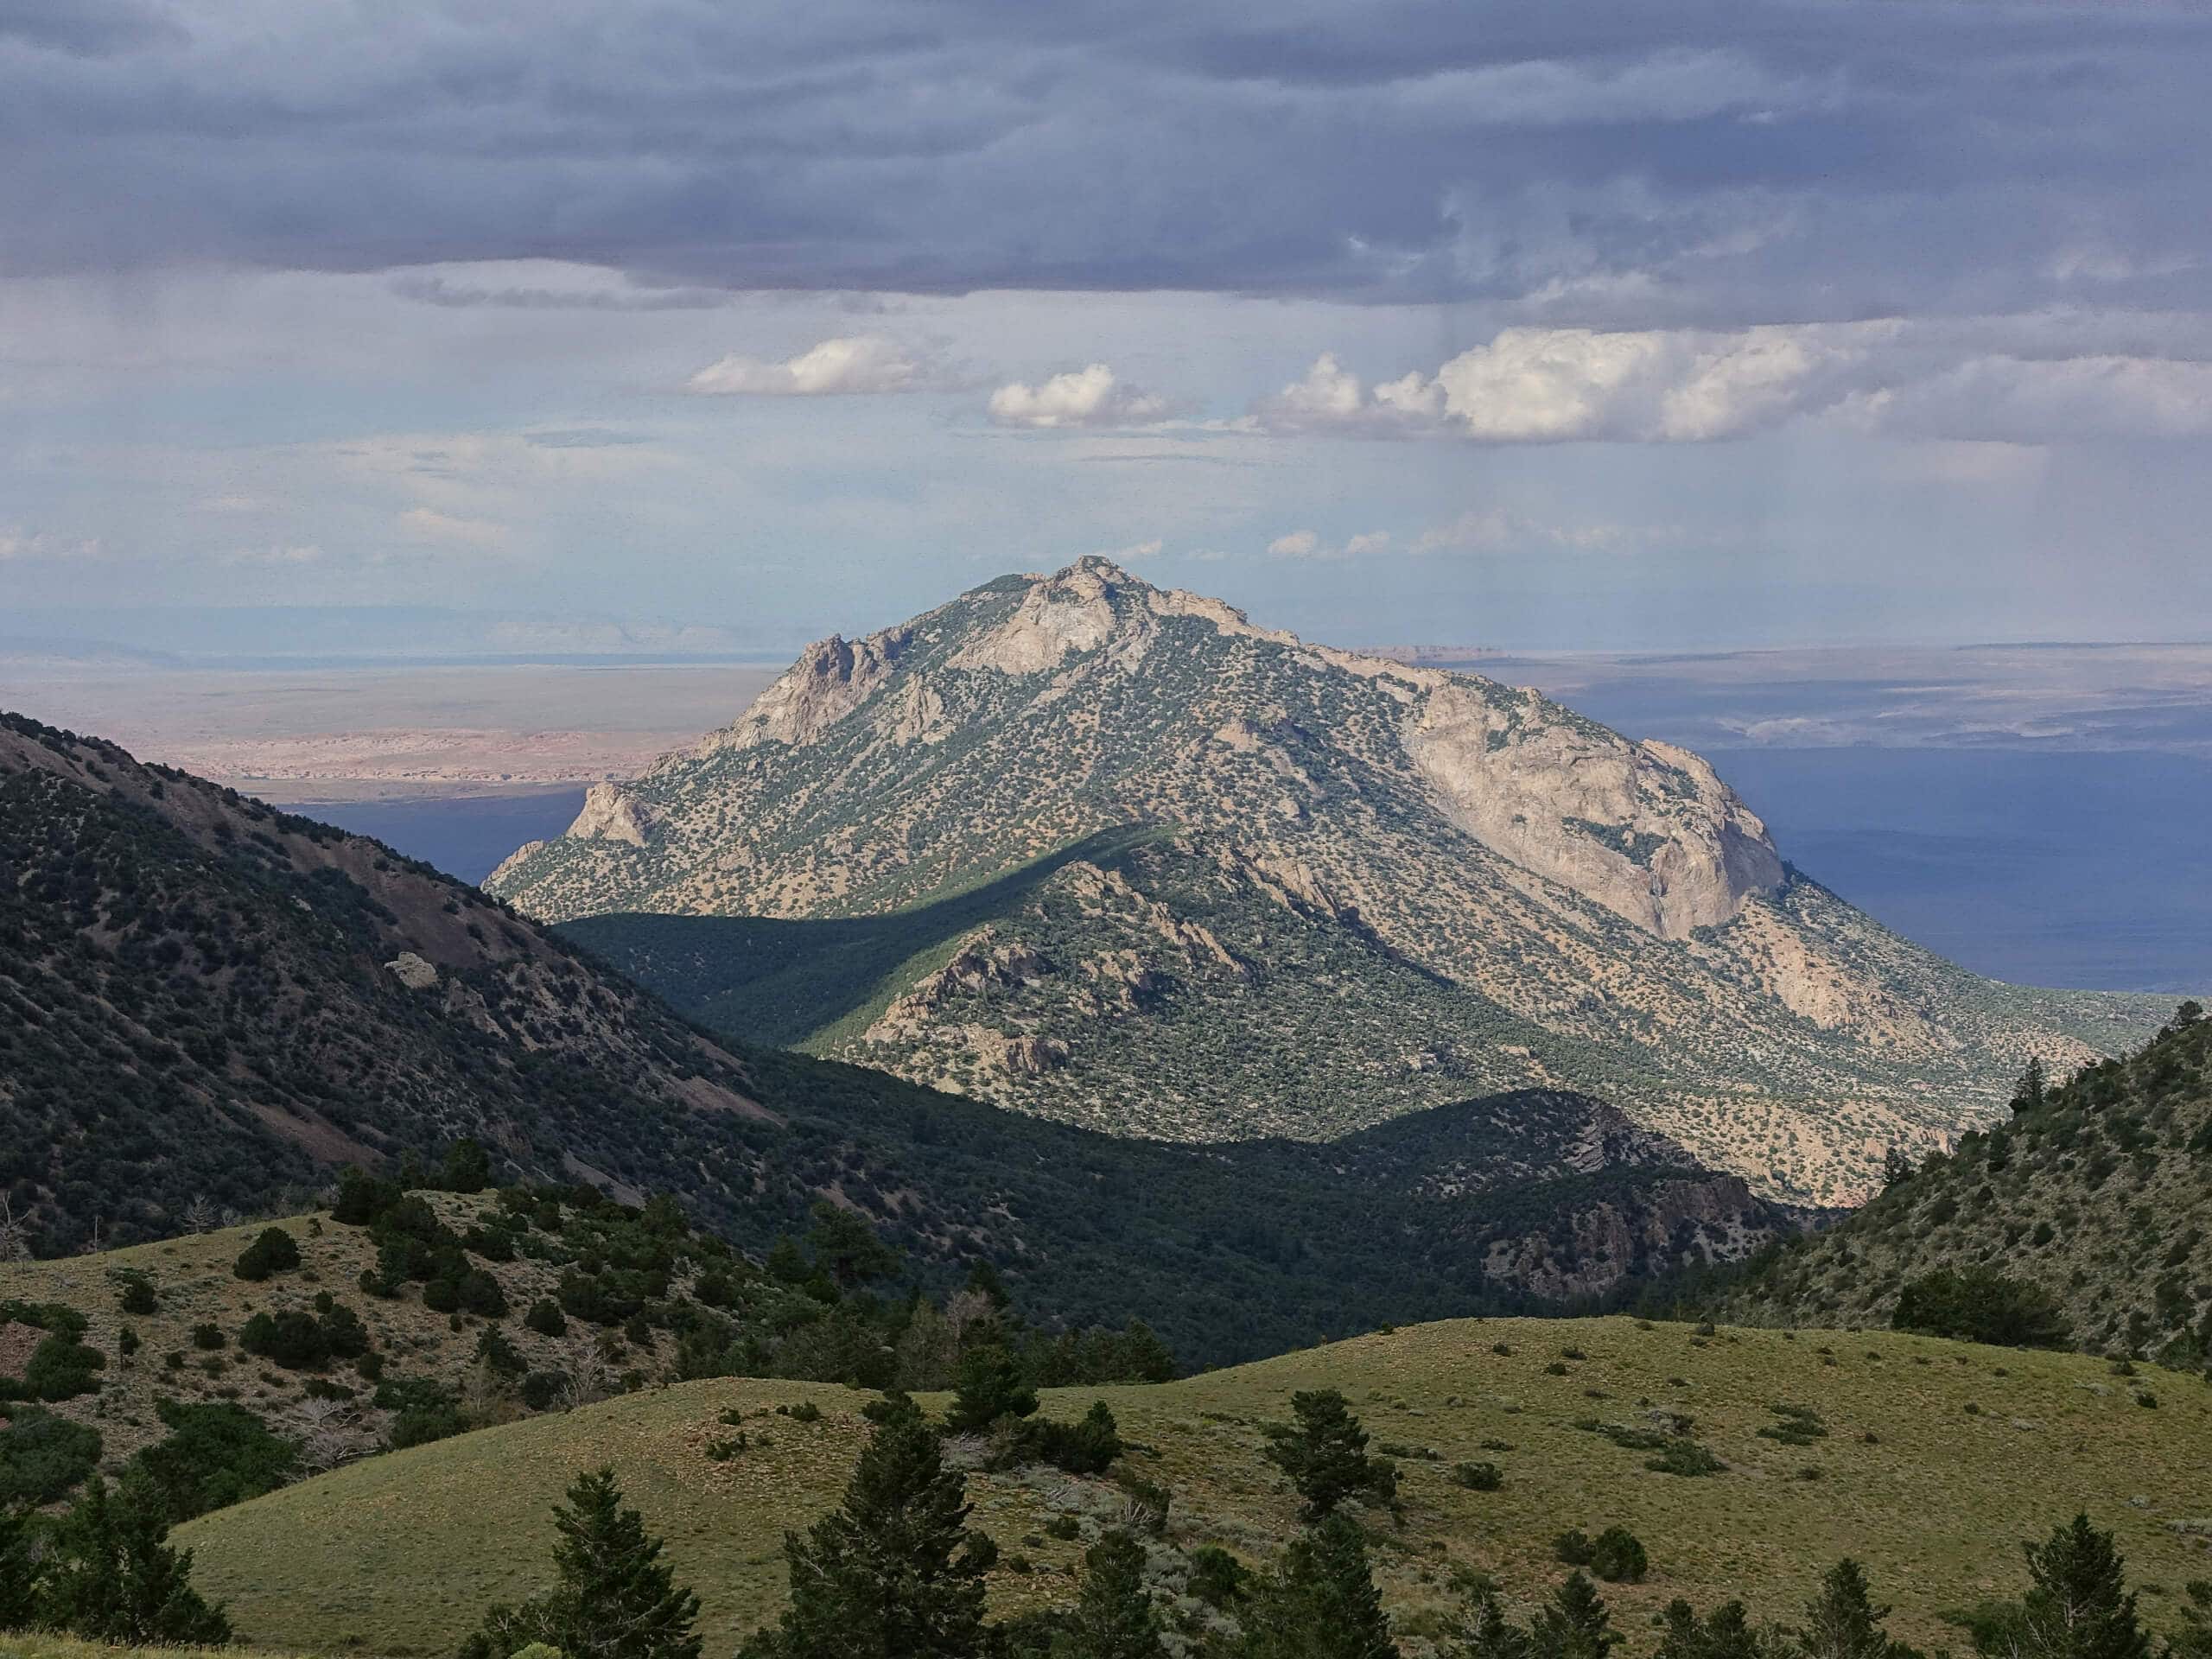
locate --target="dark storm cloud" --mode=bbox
[3,0,2208,321]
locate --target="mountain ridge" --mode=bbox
[487,559,2163,1204]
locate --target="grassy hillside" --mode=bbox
[1726,1005,2212,1362]
[176,1314,2212,1658]
[0,1198,608,1476]
[0,1639,253,1659]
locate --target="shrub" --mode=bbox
[525,1298,568,1338]
[22,1328,106,1402]
[1030,1402,1122,1475]
[233,1227,302,1282]
[238,1310,328,1370]
[785,1401,823,1424]
[127,1399,297,1522]
[1453,1460,1504,1491]
[1590,1526,1649,1584]
[1186,1544,1248,1608]
[522,1371,569,1411]
[1646,1440,1727,1478]
[1555,1529,1595,1567]
[1893,1266,2071,1349]
[117,1276,158,1317]
[0,1407,103,1504]
[1044,1515,1081,1541]
[391,1402,467,1449]
[1759,1404,1829,1446]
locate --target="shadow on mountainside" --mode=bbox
[558,825,1168,1048]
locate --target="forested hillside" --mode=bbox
[0,710,1787,1364]
[1726,1003,2212,1363]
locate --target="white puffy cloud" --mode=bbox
[988,364,1173,429]
[686,334,945,396]
[1253,317,2212,446]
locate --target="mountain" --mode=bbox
[1724,1003,2212,1362]
[0,709,1786,1363]
[485,557,2162,1205]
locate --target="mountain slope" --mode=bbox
[173,1317,2212,1657]
[1724,1004,2212,1361]
[486,558,2162,1203]
[0,709,1786,1362]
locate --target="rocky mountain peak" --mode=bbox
[483,570,2160,1202]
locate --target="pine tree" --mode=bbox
[1446,1582,1534,1659]
[741,1404,990,1659]
[0,1502,41,1630]
[464,1467,702,1659]
[1530,1571,1620,1659]
[1261,1389,1398,1522]
[1052,1529,1166,1659]
[1656,1599,1768,1659]
[1796,1560,1910,1659]
[2011,1057,2048,1116]
[38,1469,232,1644]
[945,1342,1039,1433]
[2005,1515,2149,1659]
[805,1201,899,1290]
[1236,1511,1399,1659]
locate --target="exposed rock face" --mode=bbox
[489,556,2162,1203]
[708,628,906,754]
[384,951,439,990]
[1407,685,1783,939]
[950,560,1125,674]
[563,780,660,847]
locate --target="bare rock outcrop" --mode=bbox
[562,780,660,847]
[1406,683,1783,939]
[707,628,906,753]
[950,556,1134,675]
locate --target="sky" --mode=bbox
[4,0,2212,654]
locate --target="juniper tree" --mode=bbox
[463,1467,701,1659]
[741,1399,990,1659]
[1261,1389,1399,1522]
[38,1469,232,1645]
[1052,1529,1166,1659]
[1236,1510,1399,1659]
